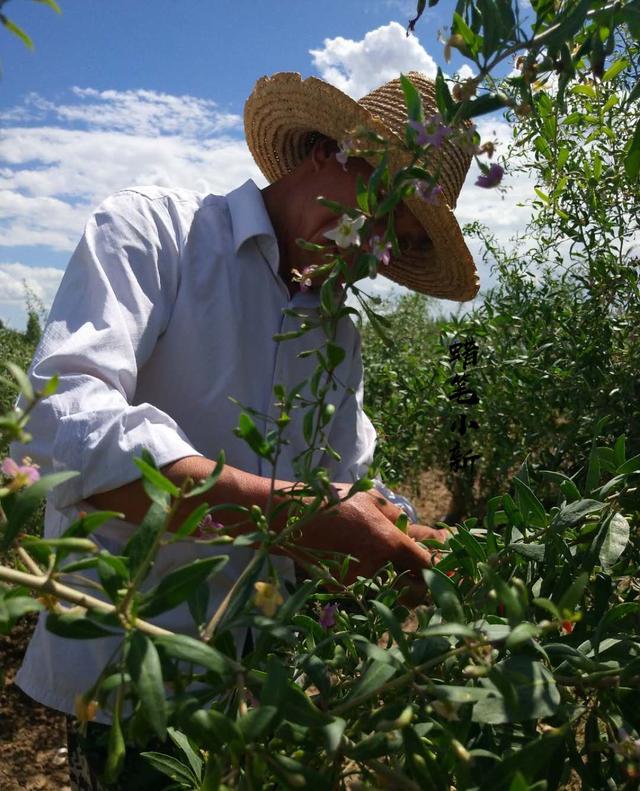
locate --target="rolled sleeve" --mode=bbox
[10,190,201,510]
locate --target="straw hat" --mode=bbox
[244,71,479,301]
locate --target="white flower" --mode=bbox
[324,214,366,248]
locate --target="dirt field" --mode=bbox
[0,618,71,790]
[0,470,452,790]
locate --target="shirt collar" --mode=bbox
[226,179,279,274]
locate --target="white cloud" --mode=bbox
[0,262,65,330]
[455,64,476,81]
[0,86,265,328]
[0,89,264,258]
[0,87,241,138]
[310,21,437,99]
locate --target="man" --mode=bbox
[10,71,478,736]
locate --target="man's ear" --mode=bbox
[310,137,339,172]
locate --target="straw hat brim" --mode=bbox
[244,72,479,302]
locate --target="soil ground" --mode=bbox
[1,618,71,790]
[0,470,454,790]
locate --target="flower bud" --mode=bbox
[462,663,488,677]
[451,738,472,763]
[74,695,98,724]
[444,33,470,63]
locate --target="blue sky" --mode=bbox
[0,0,532,328]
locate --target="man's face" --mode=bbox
[292,142,429,278]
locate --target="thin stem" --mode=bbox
[202,548,266,642]
[0,563,172,638]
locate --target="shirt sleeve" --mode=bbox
[326,327,377,482]
[9,190,202,511]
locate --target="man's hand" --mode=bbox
[290,490,438,589]
[362,488,451,545]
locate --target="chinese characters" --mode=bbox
[447,337,480,473]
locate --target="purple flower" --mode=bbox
[1,456,40,492]
[408,115,453,149]
[475,163,504,188]
[195,513,224,538]
[300,264,318,292]
[370,235,392,266]
[413,180,443,205]
[319,602,338,631]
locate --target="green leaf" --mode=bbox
[183,451,225,498]
[540,0,591,52]
[140,752,198,785]
[400,73,424,122]
[534,187,551,205]
[452,11,480,53]
[45,611,117,639]
[435,67,455,121]
[170,503,211,541]
[345,659,397,704]
[324,717,346,753]
[505,622,541,650]
[456,92,508,121]
[0,15,33,49]
[23,536,97,554]
[452,523,486,561]
[624,119,640,180]
[1,471,79,551]
[602,57,629,82]
[184,708,244,752]
[571,83,597,99]
[417,623,479,640]
[154,633,238,675]
[510,543,545,562]
[276,579,317,623]
[33,0,62,12]
[261,655,329,727]
[320,276,338,315]
[355,173,370,214]
[599,512,630,572]
[512,478,547,528]
[509,772,530,791]
[617,452,640,475]
[551,499,604,532]
[557,571,589,613]
[479,728,566,790]
[473,656,560,725]
[326,341,346,370]
[477,0,502,57]
[234,413,273,459]
[0,595,43,634]
[62,510,124,539]
[123,501,168,579]
[103,705,126,784]
[3,361,34,400]
[237,705,278,741]
[423,567,464,623]
[133,456,180,498]
[127,632,167,741]
[371,600,409,657]
[139,555,228,618]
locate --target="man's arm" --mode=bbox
[87,455,437,585]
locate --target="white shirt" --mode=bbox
[11,178,376,718]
